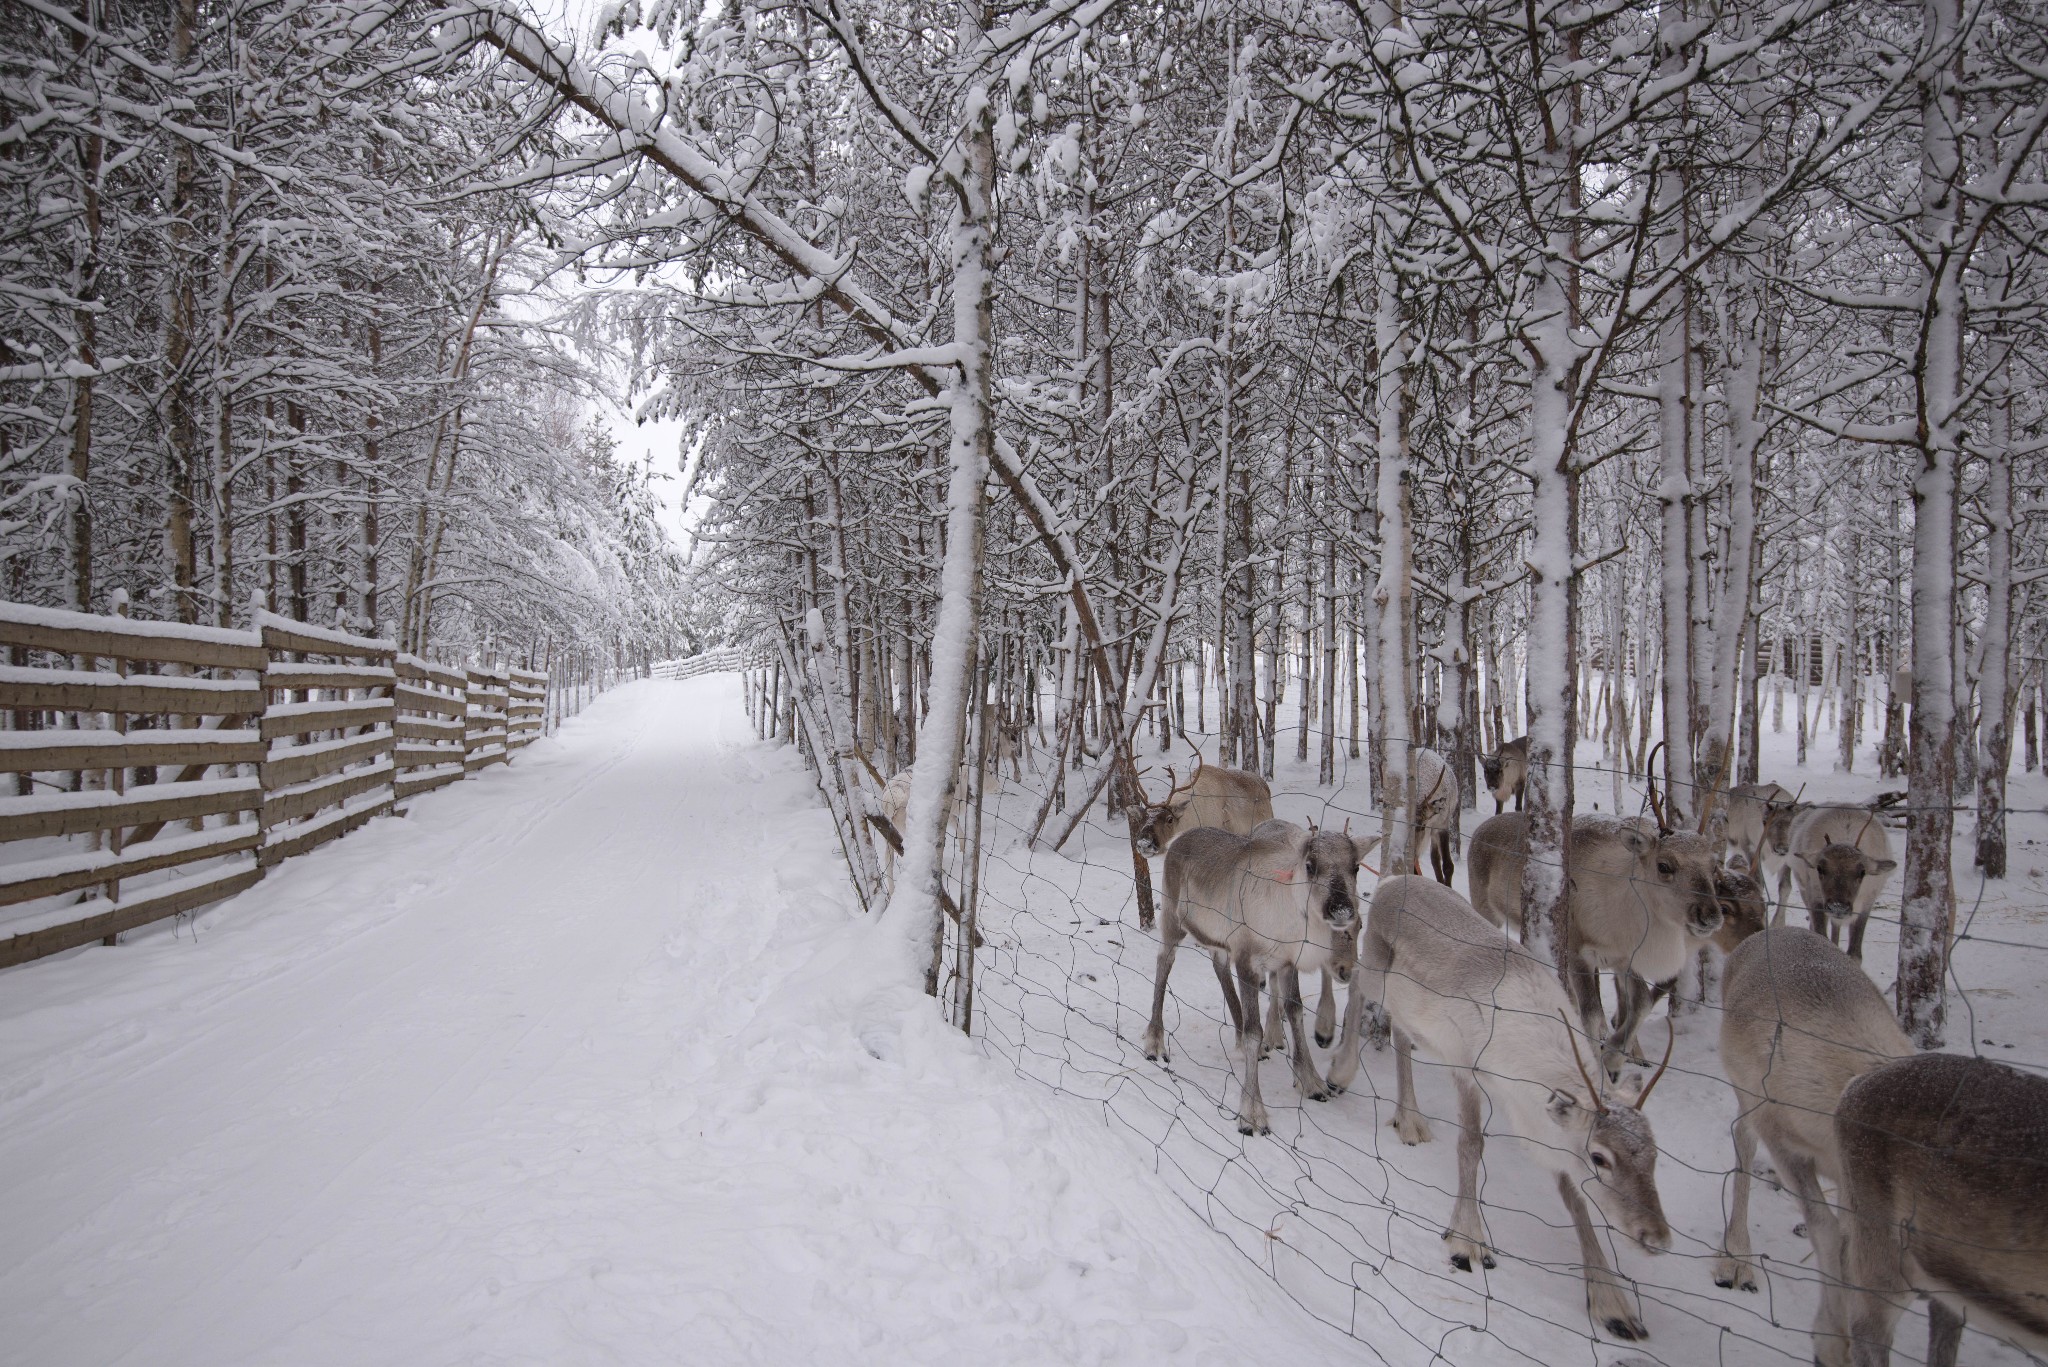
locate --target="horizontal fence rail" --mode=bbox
[650,646,766,681]
[0,599,564,970]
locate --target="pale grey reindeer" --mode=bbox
[1250,817,1380,1055]
[1721,781,1795,875]
[1142,821,1364,1136]
[1333,876,1674,1342]
[1410,746,1460,886]
[1613,864,1770,1060]
[1130,759,1348,1050]
[1711,925,1914,1332]
[1770,803,1897,961]
[1467,812,1722,1077]
[1834,1052,2048,1367]
[1480,735,1527,813]
[1130,753,1274,858]
[878,767,974,891]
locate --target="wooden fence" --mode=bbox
[651,647,759,681]
[0,599,554,970]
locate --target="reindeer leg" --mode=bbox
[1391,1028,1434,1145]
[1602,975,1652,1079]
[1233,957,1270,1136]
[1713,1110,1761,1292]
[1443,1073,1493,1270]
[1314,969,1337,1050]
[1558,1171,1645,1341]
[1776,1149,1851,1367]
[1143,922,1182,1062]
[1565,957,1612,1079]
[1330,927,1391,1094]
[1847,910,1868,963]
[1262,972,1285,1058]
[1281,967,1328,1101]
[1840,1192,1911,1367]
[1209,953,1243,1036]
[1926,1300,1965,1367]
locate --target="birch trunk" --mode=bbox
[886,83,993,974]
[1898,0,1964,1045]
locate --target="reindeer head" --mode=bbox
[1553,1014,1674,1255]
[1480,751,1506,790]
[1300,827,1364,933]
[1791,842,1896,928]
[1132,761,1202,857]
[1710,866,1768,954]
[1763,797,1802,857]
[1621,825,1724,942]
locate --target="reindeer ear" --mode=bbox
[1546,1089,1580,1121]
[1791,852,1814,871]
[1356,834,1382,855]
[1620,826,1653,855]
[1868,857,1897,874]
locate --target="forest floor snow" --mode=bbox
[0,676,1355,1366]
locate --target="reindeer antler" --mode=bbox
[1559,1010,1609,1114]
[1644,741,1673,836]
[1636,1019,1677,1108]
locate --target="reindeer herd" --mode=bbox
[1120,742,2047,1367]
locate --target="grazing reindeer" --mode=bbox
[1479,735,1527,813]
[1711,925,1914,1331]
[1834,1052,2048,1367]
[1722,781,1795,874]
[1335,876,1674,1342]
[1773,805,1897,961]
[1467,812,1722,1077]
[1131,753,1274,858]
[1143,821,1363,1136]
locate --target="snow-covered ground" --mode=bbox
[0,677,1355,1366]
[4,674,2042,1367]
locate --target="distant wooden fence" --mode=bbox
[651,647,759,681]
[0,600,552,970]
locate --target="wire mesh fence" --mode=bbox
[719,657,2047,1367]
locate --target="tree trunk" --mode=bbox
[1898,0,1964,1046]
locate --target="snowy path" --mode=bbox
[0,678,1355,1367]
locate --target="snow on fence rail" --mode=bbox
[0,599,562,970]
[650,646,761,681]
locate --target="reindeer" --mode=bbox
[1710,925,1914,1334]
[1467,812,1722,1078]
[1142,821,1364,1136]
[1721,781,1795,874]
[1131,753,1274,858]
[1612,864,1770,1061]
[1333,875,1674,1342]
[1833,1052,2048,1367]
[1479,735,1528,813]
[878,767,975,890]
[1410,746,1460,886]
[1771,804,1896,962]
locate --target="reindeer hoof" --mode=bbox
[1444,1232,1493,1272]
[1393,1111,1434,1146]
[1603,1316,1646,1342]
[1712,1258,1759,1293]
